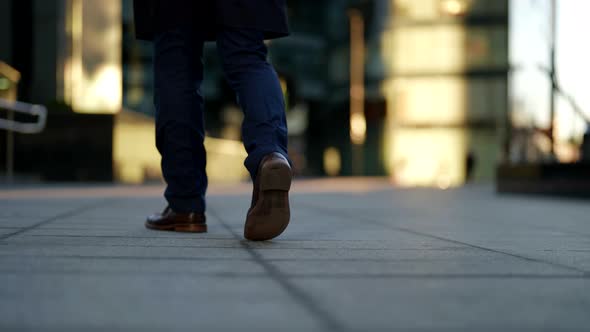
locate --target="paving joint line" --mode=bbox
[0,241,474,251]
[0,270,267,278]
[0,254,254,261]
[302,204,590,276]
[23,234,236,240]
[0,199,112,241]
[1,253,589,273]
[0,269,586,280]
[388,225,590,275]
[0,242,250,249]
[208,208,346,332]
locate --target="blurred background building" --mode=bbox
[0,0,588,191]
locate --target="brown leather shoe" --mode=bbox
[146,206,207,233]
[244,152,292,241]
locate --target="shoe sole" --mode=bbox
[145,222,207,233]
[244,160,292,241]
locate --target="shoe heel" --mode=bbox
[260,162,292,192]
[244,191,290,241]
[174,224,207,233]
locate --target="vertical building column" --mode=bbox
[380,0,508,187]
[63,0,122,114]
[30,0,62,104]
[0,0,12,64]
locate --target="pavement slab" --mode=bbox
[0,179,589,331]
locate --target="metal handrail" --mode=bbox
[0,98,47,134]
[0,98,48,183]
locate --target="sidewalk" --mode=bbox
[1,178,589,331]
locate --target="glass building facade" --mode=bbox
[120,0,509,184]
[381,0,509,186]
[0,0,509,184]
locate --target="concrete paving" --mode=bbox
[0,179,589,331]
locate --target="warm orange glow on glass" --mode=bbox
[65,0,122,114]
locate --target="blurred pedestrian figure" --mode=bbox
[465,150,476,182]
[134,0,292,241]
[581,128,590,162]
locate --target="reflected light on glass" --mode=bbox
[350,112,367,145]
[390,129,466,187]
[323,147,342,176]
[65,0,122,114]
[381,2,469,187]
[440,0,471,16]
[348,9,366,146]
[72,65,122,112]
[114,111,249,184]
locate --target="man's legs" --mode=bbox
[153,28,207,213]
[217,28,292,241]
[216,28,289,179]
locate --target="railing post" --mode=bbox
[0,99,48,183]
[6,109,14,183]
